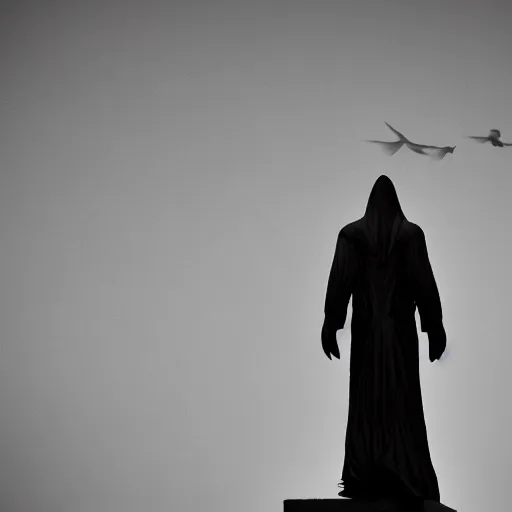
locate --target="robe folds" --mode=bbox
[324,176,444,502]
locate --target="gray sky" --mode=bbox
[1,1,511,511]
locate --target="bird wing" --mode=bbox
[467,136,490,143]
[366,139,405,156]
[384,122,409,142]
[404,142,429,155]
[405,142,449,160]
[500,142,512,146]
[419,146,451,160]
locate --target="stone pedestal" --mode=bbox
[283,499,457,512]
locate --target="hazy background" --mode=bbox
[1,1,511,511]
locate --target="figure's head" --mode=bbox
[364,175,405,259]
[447,146,456,154]
[367,175,402,215]
[374,174,394,187]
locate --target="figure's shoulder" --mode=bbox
[339,218,365,239]
[399,220,425,243]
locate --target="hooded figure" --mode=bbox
[322,175,446,505]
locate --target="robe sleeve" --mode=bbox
[324,232,355,331]
[410,228,443,333]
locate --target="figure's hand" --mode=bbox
[321,321,340,360]
[428,324,446,362]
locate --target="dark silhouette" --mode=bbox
[467,128,512,147]
[322,175,447,506]
[283,498,457,512]
[367,122,455,160]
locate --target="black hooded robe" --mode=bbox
[324,176,443,502]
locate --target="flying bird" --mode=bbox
[467,129,512,147]
[367,122,456,160]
